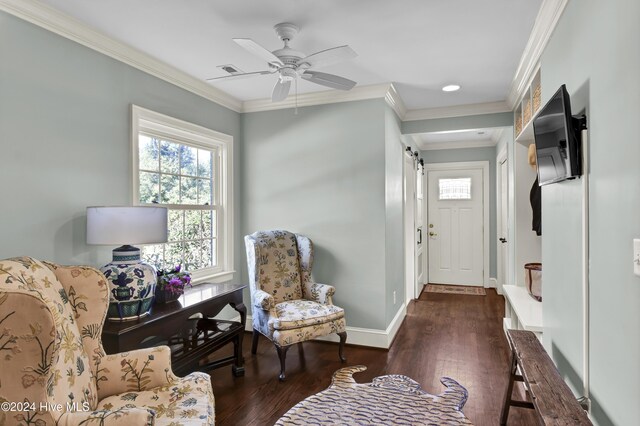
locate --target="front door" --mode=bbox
[427,168,484,286]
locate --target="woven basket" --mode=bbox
[523,100,532,124]
[515,115,522,136]
[532,85,541,113]
[524,263,542,302]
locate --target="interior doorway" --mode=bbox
[403,151,418,304]
[426,161,489,287]
[497,148,509,294]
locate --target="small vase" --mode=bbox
[155,287,182,304]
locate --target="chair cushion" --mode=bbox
[272,300,345,331]
[252,230,303,303]
[96,372,214,425]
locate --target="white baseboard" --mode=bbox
[232,303,407,349]
[489,277,498,288]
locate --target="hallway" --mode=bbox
[210,289,538,425]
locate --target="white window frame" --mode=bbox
[131,105,234,284]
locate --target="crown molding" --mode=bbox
[491,127,505,143]
[506,0,569,108]
[403,101,511,122]
[384,83,407,120]
[417,138,497,151]
[1,0,562,120]
[241,83,393,113]
[0,0,242,112]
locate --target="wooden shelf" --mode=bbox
[516,119,535,144]
[514,67,542,141]
[503,285,543,333]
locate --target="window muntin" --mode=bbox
[132,106,233,283]
[438,178,472,200]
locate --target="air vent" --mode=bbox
[217,64,243,75]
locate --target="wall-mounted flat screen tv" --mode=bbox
[532,84,585,186]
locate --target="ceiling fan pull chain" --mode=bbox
[294,77,298,115]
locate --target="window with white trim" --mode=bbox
[132,105,233,283]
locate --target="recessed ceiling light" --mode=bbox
[442,84,461,92]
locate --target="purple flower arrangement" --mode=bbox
[156,264,192,295]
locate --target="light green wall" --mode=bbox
[384,106,405,324]
[0,12,244,284]
[540,0,640,424]
[240,100,389,330]
[421,147,498,279]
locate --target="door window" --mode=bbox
[438,178,472,200]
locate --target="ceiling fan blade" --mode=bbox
[301,45,357,69]
[233,38,283,66]
[272,79,291,102]
[301,71,357,91]
[206,70,275,81]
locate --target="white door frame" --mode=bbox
[403,152,417,303]
[496,147,508,294]
[425,161,490,287]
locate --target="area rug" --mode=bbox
[275,366,472,425]
[425,284,486,296]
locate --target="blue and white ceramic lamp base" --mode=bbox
[101,245,156,321]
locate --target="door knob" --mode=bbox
[499,237,507,243]
[429,232,438,237]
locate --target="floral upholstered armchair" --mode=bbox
[245,230,346,380]
[0,257,214,425]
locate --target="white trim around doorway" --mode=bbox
[424,161,491,287]
[496,147,508,295]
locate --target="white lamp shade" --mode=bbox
[87,206,168,245]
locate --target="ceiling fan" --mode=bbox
[207,23,358,102]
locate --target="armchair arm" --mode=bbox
[56,407,155,425]
[253,289,276,310]
[96,346,178,400]
[304,282,336,305]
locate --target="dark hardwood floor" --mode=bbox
[207,288,538,425]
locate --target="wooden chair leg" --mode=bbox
[251,328,260,354]
[275,345,290,381]
[338,331,347,362]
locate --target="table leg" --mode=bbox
[231,302,247,327]
[232,331,245,377]
[231,302,246,376]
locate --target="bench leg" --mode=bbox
[500,350,518,425]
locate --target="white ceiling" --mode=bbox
[415,128,504,150]
[40,0,542,110]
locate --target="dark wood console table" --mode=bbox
[102,282,247,377]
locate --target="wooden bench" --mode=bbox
[500,330,592,425]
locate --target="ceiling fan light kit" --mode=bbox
[207,22,358,103]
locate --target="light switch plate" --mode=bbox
[634,239,640,276]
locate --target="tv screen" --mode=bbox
[532,84,582,185]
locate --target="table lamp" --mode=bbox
[87,206,168,321]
